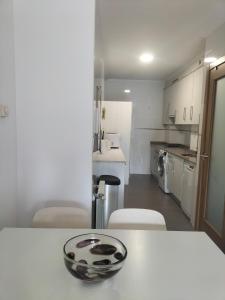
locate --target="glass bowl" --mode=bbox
[63,233,127,282]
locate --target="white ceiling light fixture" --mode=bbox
[204,56,217,64]
[139,53,154,63]
[124,89,131,93]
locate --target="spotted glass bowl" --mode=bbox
[63,233,127,282]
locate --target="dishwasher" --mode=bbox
[181,162,196,218]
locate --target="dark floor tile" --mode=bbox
[125,174,193,231]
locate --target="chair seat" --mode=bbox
[32,207,89,228]
[108,208,167,230]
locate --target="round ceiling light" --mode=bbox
[139,53,154,63]
[124,89,131,93]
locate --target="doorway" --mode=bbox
[93,0,225,232]
[196,60,225,252]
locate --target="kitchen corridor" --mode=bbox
[125,175,193,231]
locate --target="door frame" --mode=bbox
[195,58,225,251]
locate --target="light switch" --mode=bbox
[0,104,3,117]
[3,105,9,117]
[0,104,9,117]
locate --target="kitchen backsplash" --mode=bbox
[147,126,198,148]
[165,129,190,146]
[190,132,199,151]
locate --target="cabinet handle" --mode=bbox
[183,107,186,121]
[190,106,193,121]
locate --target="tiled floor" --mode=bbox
[124,174,193,231]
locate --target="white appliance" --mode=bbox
[166,154,174,194]
[105,133,120,148]
[157,149,169,193]
[181,162,196,218]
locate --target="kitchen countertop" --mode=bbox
[93,148,126,163]
[166,147,197,164]
[150,141,169,145]
[150,141,197,164]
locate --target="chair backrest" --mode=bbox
[108,208,167,230]
[32,207,90,228]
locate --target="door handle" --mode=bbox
[200,154,209,159]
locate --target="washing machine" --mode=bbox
[157,149,170,193]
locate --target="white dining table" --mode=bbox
[0,228,224,300]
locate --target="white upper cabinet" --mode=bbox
[175,73,194,125]
[163,66,205,125]
[190,67,204,125]
[163,82,177,124]
[163,87,170,124]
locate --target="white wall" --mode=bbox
[93,58,104,138]
[105,79,165,174]
[13,0,95,226]
[205,22,225,59]
[0,0,17,228]
[101,101,132,183]
[93,1,105,152]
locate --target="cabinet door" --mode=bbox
[175,73,194,125]
[163,86,172,124]
[163,87,170,124]
[174,80,183,124]
[169,82,177,117]
[190,67,204,125]
[181,164,196,218]
[173,156,184,201]
[163,84,177,124]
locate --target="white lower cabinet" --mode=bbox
[167,153,196,222]
[167,154,183,200]
[181,163,196,218]
[172,156,184,200]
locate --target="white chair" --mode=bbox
[32,207,89,228]
[108,208,167,230]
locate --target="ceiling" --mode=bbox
[96,0,225,80]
